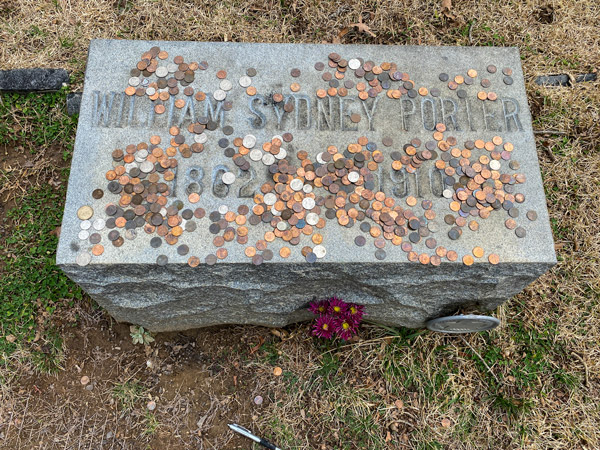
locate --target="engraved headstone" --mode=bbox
[57,40,555,331]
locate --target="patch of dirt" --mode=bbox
[5,305,278,449]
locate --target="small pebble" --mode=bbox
[80,376,90,385]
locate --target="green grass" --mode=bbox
[0,89,82,372]
[112,379,147,412]
[0,87,78,157]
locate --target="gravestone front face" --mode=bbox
[57,40,555,331]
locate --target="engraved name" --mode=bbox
[91,91,524,133]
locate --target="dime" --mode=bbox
[222,172,236,185]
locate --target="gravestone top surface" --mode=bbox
[57,40,556,268]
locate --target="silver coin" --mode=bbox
[139,161,154,173]
[76,251,92,266]
[155,66,168,78]
[194,133,208,144]
[128,76,140,87]
[80,219,92,230]
[271,206,281,216]
[213,89,226,101]
[272,134,284,143]
[262,153,275,166]
[274,148,287,160]
[222,172,236,185]
[302,184,312,194]
[124,162,138,172]
[243,134,257,148]
[219,79,233,91]
[167,63,178,73]
[92,218,105,231]
[313,245,326,258]
[141,78,149,86]
[302,197,315,210]
[489,160,501,170]
[348,171,360,183]
[306,212,319,225]
[239,76,252,87]
[428,222,439,233]
[249,149,263,161]
[263,192,277,205]
[78,229,90,240]
[348,59,361,70]
[442,189,453,199]
[316,152,326,164]
[146,87,156,96]
[290,179,303,191]
[135,149,149,162]
[218,204,228,214]
[276,221,288,231]
[426,315,500,334]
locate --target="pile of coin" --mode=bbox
[74,47,536,268]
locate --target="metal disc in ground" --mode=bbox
[426,315,500,334]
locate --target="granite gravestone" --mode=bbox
[57,40,555,331]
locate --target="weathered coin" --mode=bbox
[249,149,263,161]
[76,251,92,266]
[515,227,526,238]
[219,79,233,91]
[92,218,105,231]
[156,255,168,266]
[77,205,94,220]
[526,210,538,221]
[262,153,275,165]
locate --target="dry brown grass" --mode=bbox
[1,0,600,449]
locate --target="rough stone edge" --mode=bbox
[0,68,69,92]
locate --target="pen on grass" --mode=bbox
[228,423,282,450]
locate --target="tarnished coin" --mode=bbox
[76,251,92,266]
[526,210,538,221]
[156,255,168,266]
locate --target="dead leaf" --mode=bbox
[394,399,404,409]
[6,334,16,343]
[348,19,376,38]
[441,0,455,19]
[385,431,392,442]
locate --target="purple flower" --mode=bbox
[346,303,364,324]
[312,315,335,339]
[328,297,348,316]
[308,299,329,316]
[334,317,358,341]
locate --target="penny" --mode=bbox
[188,256,200,267]
[526,210,538,221]
[472,247,484,258]
[463,255,474,266]
[488,253,500,265]
[205,254,217,265]
[156,255,168,266]
[515,227,526,238]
